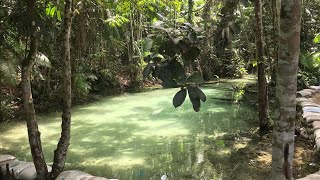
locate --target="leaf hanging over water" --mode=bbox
[187,85,201,112]
[314,33,320,44]
[197,87,206,102]
[173,88,187,108]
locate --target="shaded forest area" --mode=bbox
[0,0,319,120]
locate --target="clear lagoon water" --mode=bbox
[0,79,258,179]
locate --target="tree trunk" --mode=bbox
[271,0,301,179]
[188,0,194,24]
[271,0,281,86]
[0,84,3,122]
[202,0,213,31]
[51,0,72,178]
[213,0,239,55]
[254,0,269,133]
[200,0,214,80]
[21,0,48,179]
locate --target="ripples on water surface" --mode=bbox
[0,80,258,179]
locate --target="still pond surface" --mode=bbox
[0,79,258,179]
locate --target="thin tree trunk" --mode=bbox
[254,0,269,132]
[271,0,281,85]
[213,0,239,54]
[129,7,135,81]
[271,0,302,179]
[21,0,48,179]
[188,0,194,24]
[51,0,72,178]
[202,0,213,31]
[201,0,214,80]
[0,83,3,122]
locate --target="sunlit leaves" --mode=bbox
[50,6,57,17]
[57,11,62,21]
[35,53,51,68]
[45,3,62,21]
[314,33,320,44]
[105,14,129,27]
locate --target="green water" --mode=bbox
[0,80,258,179]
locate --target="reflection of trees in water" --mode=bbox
[0,81,257,179]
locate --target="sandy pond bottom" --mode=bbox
[1,79,315,179]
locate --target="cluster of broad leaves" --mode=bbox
[143,22,207,112]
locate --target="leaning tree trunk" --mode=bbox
[271,1,302,180]
[21,0,48,179]
[51,0,72,178]
[254,0,269,133]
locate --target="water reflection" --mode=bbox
[0,80,258,179]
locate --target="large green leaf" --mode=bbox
[173,88,187,108]
[142,38,154,53]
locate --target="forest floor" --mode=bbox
[208,127,319,180]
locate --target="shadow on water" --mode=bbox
[0,79,260,179]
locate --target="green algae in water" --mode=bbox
[0,82,258,179]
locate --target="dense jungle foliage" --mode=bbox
[0,0,319,120]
